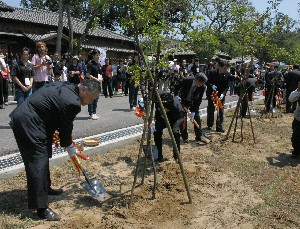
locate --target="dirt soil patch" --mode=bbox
[1,103,300,228]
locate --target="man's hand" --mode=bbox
[189,112,195,122]
[22,85,28,92]
[66,143,77,158]
[219,94,224,100]
[212,85,217,91]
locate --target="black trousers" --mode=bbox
[181,111,202,140]
[286,88,297,113]
[102,77,113,97]
[265,86,277,112]
[154,109,183,159]
[10,124,52,209]
[3,78,8,103]
[292,118,300,155]
[128,80,138,109]
[207,96,225,130]
[0,76,3,105]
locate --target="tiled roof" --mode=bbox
[82,44,135,53]
[23,31,68,42]
[161,49,196,56]
[0,1,14,12]
[0,6,134,42]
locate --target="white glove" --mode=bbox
[66,143,76,158]
[150,125,155,134]
[190,112,195,121]
[212,85,217,91]
[175,95,181,102]
[219,94,224,100]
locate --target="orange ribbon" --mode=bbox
[135,107,146,119]
[52,131,89,176]
[211,91,224,110]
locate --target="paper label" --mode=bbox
[25,78,30,86]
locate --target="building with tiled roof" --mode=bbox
[0,1,13,12]
[0,1,136,61]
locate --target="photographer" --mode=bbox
[31,42,52,91]
[265,65,283,112]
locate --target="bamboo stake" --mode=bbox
[240,114,244,141]
[225,95,243,140]
[247,105,256,143]
[135,42,192,204]
[232,102,241,142]
[128,104,150,209]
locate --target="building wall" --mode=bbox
[0,18,135,60]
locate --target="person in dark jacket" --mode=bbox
[285,65,300,113]
[11,47,35,106]
[175,73,209,143]
[288,82,300,158]
[86,49,103,120]
[206,61,231,132]
[9,80,101,221]
[191,58,201,76]
[154,91,185,161]
[68,56,82,85]
[264,65,283,112]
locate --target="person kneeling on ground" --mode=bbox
[288,81,300,159]
[9,79,101,221]
[153,91,185,162]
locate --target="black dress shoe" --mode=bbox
[290,154,299,159]
[48,187,63,195]
[216,128,225,133]
[155,156,164,162]
[183,139,190,144]
[37,207,61,221]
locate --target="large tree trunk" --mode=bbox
[56,0,63,56]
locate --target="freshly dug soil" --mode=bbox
[1,104,299,229]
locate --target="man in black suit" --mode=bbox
[175,73,209,143]
[285,64,300,113]
[9,80,101,221]
[265,65,283,112]
[154,91,185,161]
[206,61,231,132]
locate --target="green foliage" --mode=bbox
[186,29,220,61]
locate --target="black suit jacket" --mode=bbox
[206,69,231,97]
[9,81,81,157]
[175,76,206,112]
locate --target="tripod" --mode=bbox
[225,84,256,143]
[264,83,283,118]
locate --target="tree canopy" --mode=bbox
[20,0,300,64]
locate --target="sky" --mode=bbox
[1,0,299,20]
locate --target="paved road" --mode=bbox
[0,90,244,157]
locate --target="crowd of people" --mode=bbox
[0,42,138,114]
[1,41,300,221]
